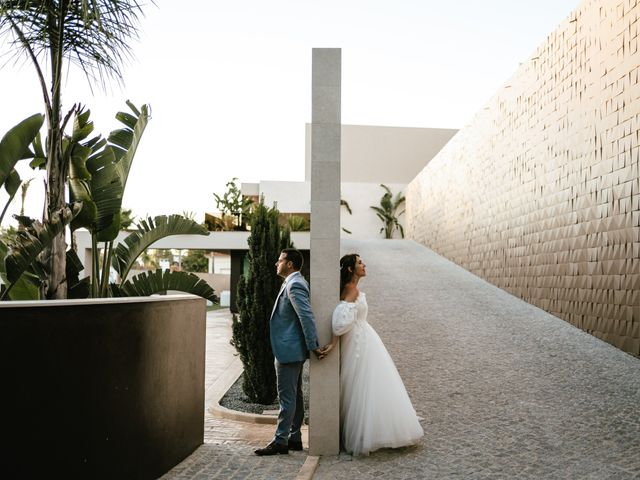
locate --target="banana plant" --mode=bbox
[108,214,216,300]
[64,102,150,296]
[0,113,44,225]
[0,113,46,300]
[370,184,406,239]
[1,106,217,302]
[63,104,216,301]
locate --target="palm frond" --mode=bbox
[117,269,216,302]
[112,215,209,282]
[0,0,147,89]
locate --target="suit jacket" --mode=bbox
[270,271,320,363]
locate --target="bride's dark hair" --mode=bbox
[340,254,359,295]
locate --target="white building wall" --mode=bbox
[241,123,455,239]
[305,124,457,183]
[211,254,231,274]
[341,182,406,239]
[259,181,310,213]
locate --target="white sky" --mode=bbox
[0,0,579,225]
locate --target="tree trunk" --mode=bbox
[44,125,67,299]
[43,56,67,299]
[42,20,68,300]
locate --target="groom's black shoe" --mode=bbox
[254,441,289,456]
[288,440,303,451]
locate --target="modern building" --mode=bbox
[243,124,457,239]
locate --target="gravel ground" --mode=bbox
[220,362,310,417]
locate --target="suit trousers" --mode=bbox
[274,359,305,445]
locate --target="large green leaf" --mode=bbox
[66,249,91,299]
[70,109,95,143]
[112,215,209,282]
[117,269,217,302]
[86,146,123,240]
[0,113,44,188]
[29,132,46,169]
[0,169,22,225]
[1,273,39,300]
[0,114,44,225]
[1,230,39,300]
[111,102,150,195]
[4,169,21,197]
[68,110,99,231]
[85,102,149,242]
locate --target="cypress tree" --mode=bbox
[232,199,292,404]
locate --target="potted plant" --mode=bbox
[0,3,211,478]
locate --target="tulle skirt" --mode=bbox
[340,322,424,455]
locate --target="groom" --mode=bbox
[254,248,331,456]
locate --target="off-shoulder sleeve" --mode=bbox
[332,302,357,336]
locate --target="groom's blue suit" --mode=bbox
[270,270,320,446]
[271,271,320,363]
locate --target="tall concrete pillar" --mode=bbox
[309,48,341,456]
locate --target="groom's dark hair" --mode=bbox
[282,248,304,270]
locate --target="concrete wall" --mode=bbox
[406,0,640,356]
[0,296,205,478]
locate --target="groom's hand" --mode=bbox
[312,347,325,360]
[313,344,333,360]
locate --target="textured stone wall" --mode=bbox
[406,0,640,356]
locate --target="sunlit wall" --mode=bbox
[407,0,639,356]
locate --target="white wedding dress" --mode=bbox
[332,292,424,456]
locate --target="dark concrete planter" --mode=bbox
[0,295,206,479]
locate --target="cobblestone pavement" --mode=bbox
[160,417,307,480]
[314,239,640,480]
[160,310,307,480]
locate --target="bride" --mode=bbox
[328,253,423,456]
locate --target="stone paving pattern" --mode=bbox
[160,418,307,480]
[314,239,640,479]
[163,239,640,479]
[161,311,307,480]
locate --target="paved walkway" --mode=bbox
[162,239,640,479]
[160,310,307,479]
[314,239,640,479]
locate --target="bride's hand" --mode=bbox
[312,347,326,360]
[313,343,334,360]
